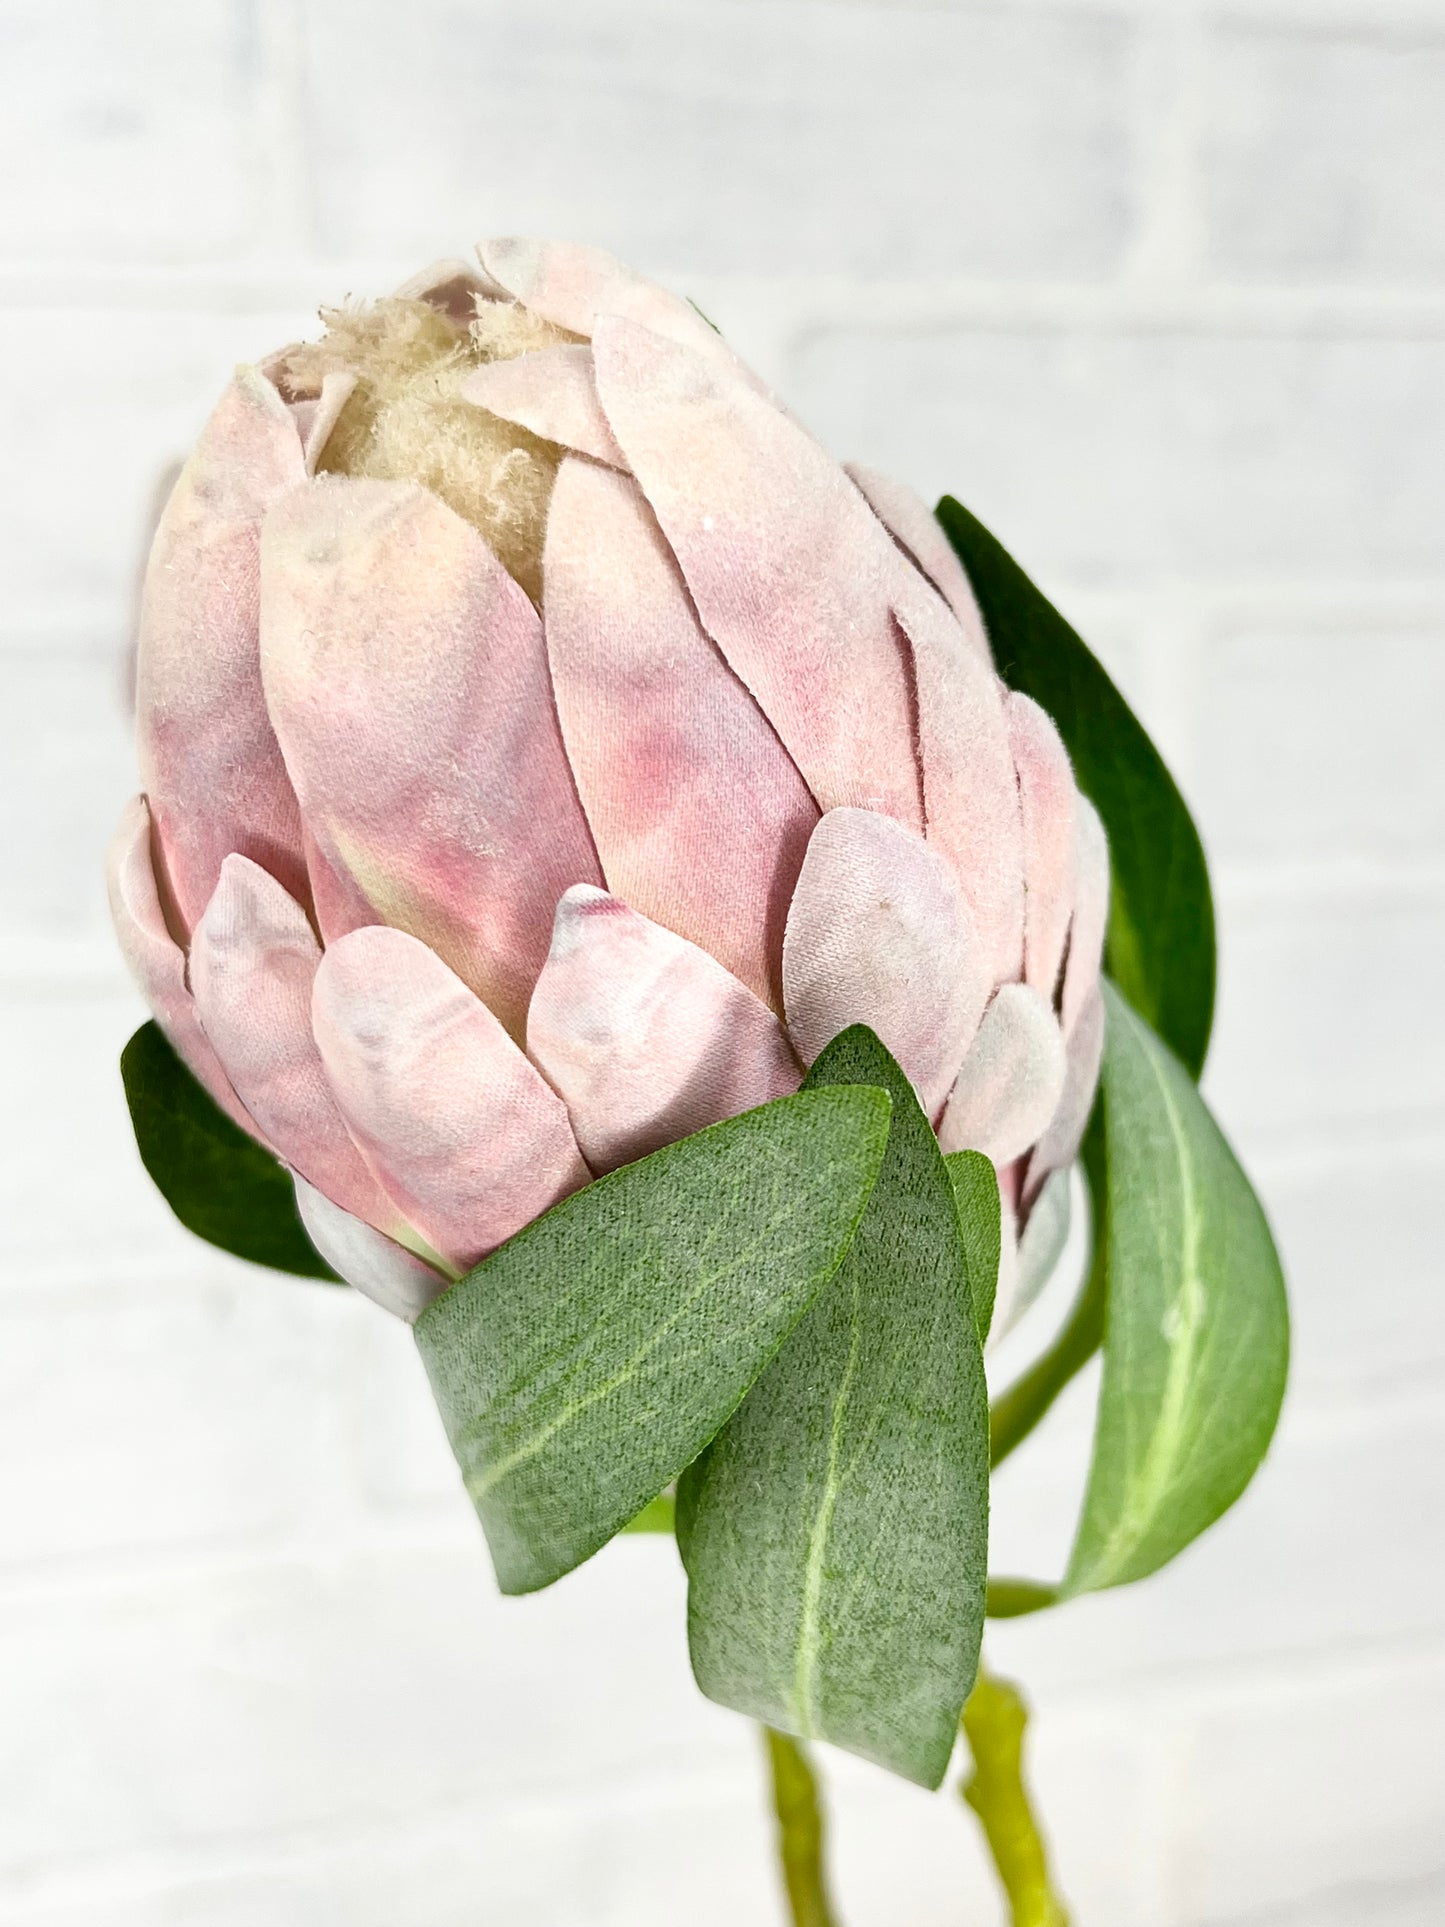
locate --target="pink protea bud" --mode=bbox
[110,240,1107,1321]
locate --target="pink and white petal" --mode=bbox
[293,1177,451,1322]
[189,855,403,1235]
[1007,1164,1073,1335]
[990,1198,1021,1346]
[781,808,990,1118]
[1008,691,1078,1003]
[312,926,590,1274]
[893,581,1025,986]
[295,369,357,475]
[1024,980,1106,1206]
[136,367,310,935]
[527,886,800,1175]
[938,984,1068,1167]
[1061,797,1110,1037]
[846,463,992,663]
[478,238,746,375]
[462,347,627,468]
[544,458,818,1010]
[592,317,923,832]
[106,796,261,1139]
[259,476,602,1039]
[393,256,508,315]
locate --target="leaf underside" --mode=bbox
[414,1084,892,1597]
[120,1021,335,1280]
[678,1027,990,1789]
[945,1149,1003,1345]
[935,496,1216,1079]
[1063,983,1289,1595]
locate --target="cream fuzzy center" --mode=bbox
[279,296,576,605]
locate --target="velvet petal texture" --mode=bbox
[136,367,310,934]
[312,925,590,1273]
[1062,797,1111,1038]
[544,457,818,1011]
[1025,980,1106,1206]
[462,346,627,468]
[892,580,1025,988]
[846,463,992,663]
[527,886,800,1175]
[106,796,259,1137]
[592,316,924,833]
[188,854,403,1234]
[1008,691,1078,1004]
[782,808,990,1118]
[294,1177,449,1322]
[259,476,602,1040]
[478,237,744,375]
[939,984,1068,1167]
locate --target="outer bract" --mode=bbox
[111,240,1107,1321]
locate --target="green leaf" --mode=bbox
[678,1028,990,1789]
[1062,983,1289,1595]
[935,496,1216,1078]
[120,1021,335,1280]
[985,1578,1059,1619]
[414,1085,891,1597]
[945,1149,1002,1344]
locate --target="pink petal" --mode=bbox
[106,795,261,1140]
[846,463,992,663]
[259,476,602,1040]
[1024,980,1106,1204]
[939,984,1068,1166]
[293,1177,450,1322]
[526,886,800,1175]
[312,926,590,1274]
[1007,691,1078,1004]
[543,457,819,1011]
[136,368,310,934]
[462,346,627,468]
[1062,797,1110,1037]
[781,807,990,1118]
[393,255,508,315]
[478,237,744,374]
[188,854,405,1235]
[295,369,357,475]
[591,316,924,832]
[894,580,1025,986]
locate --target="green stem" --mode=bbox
[990,1109,1107,1470]
[763,1727,841,1927]
[960,1669,1071,1927]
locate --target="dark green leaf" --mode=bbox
[678,1028,990,1789]
[414,1086,891,1597]
[935,496,1216,1078]
[1062,983,1289,1595]
[945,1149,1002,1344]
[120,1021,335,1280]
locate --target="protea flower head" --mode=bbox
[109,240,1107,1323]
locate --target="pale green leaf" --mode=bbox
[945,1149,1002,1344]
[678,1028,990,1789]
[1063,983,1289,1595]
[414,1085,891,1596]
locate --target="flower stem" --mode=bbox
[960,1669,1071,1927]
[763,1727,842,1927]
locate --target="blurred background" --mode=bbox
[2,1,1443,1921]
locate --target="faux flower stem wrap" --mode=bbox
[108,236,1289,1912]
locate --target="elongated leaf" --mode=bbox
[414,1086,891,1596]
[120,1021,335,1280]
[678,1028,989,1789]
[1062,983,1289,1595]
[946,1149,1002,1343]
[935,497,1216,1078]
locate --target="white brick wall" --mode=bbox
[1,2,1440,1919]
